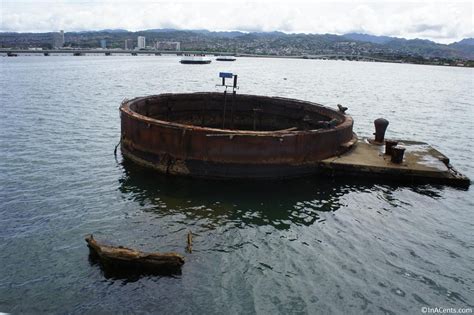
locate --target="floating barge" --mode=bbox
[120,92,470,187]
[180,54,212,64]
[216,56,237,61]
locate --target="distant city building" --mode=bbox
[156,41,181,51]
[137,36,146,49]
[124,39,133,50]
[52,30,65,48]
[100,39,107,49]
[60,30,64,46]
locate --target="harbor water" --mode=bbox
[0,56,473,314]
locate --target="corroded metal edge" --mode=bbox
[121,135,357,179]
[120,93,353,136]
[318,138,471,188]
[317,162,471,188]
[121,135,470,187]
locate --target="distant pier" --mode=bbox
[0,49,230,57]
[0,49,397,62]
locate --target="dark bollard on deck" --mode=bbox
[385,140,399,155]
[391,146,406,164]
[374,118,389,143]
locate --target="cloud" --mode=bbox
[0,0,472,43]
[408,24,444,33]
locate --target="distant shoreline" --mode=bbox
[1,49,472,68]
[240,54,473,68]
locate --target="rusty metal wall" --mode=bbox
[120,93,355,178]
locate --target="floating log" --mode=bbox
[85,234,184,276]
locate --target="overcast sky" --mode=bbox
[1,0,473,44]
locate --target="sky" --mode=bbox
[1,0,473,44]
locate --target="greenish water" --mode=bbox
[0,56,473,314]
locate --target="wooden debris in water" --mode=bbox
[85,234,184,276]
[186,231,193,253]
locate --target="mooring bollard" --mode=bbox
[374,118,389,143]
[391,146,406,164]
[385,140,398,155]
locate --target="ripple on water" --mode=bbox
[0,57,473,313]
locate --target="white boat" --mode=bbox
[216,55,236,61]
[180,54,212,64]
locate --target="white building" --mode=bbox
[52,30,65,49]
[156,41,181,51]
[137,36,146,49]
[60,30,64,46]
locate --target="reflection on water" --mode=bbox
[118,158,447,230]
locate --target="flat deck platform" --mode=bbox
[319,139,470,187]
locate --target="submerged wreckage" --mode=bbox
[86,235,185,276]
[119,73,470,187]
